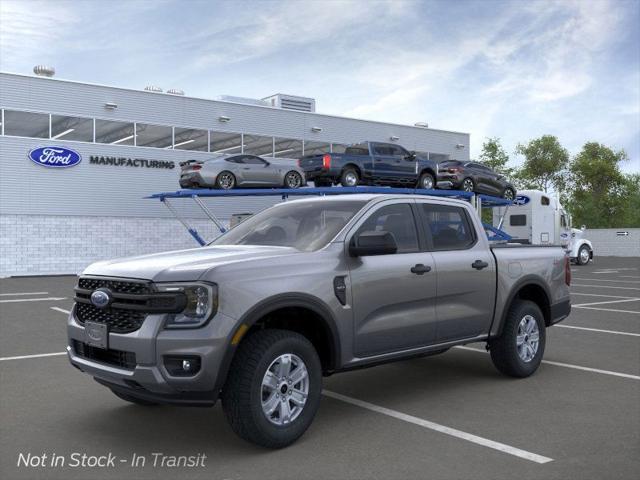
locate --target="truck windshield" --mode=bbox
[210,200,367,251]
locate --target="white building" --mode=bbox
[0,70,470,276]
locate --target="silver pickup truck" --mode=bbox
[67,194,571,448]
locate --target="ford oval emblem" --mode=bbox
[514,195,530,206]
[90,289,112,309]
[87,328,103,342]
[28,146,82,168]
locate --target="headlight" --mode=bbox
[156,282,218,328]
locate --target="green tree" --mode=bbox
[566,142,635,228]
[479,137,512,175]
[515,135,569,193]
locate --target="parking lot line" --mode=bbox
[620,275,640,279]
[0,291,49,296]
[0,296,67,303]
[0,352,66,362]
[322,389,553,464]
[572,306,640,315]
[573,298,640,307]
[455,346,640,380]
[571,284,640,291]
[51,307,71,314]
[571,292,638,299]
[573,278,640,284]
[556,325,640,337]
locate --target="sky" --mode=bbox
[1,0,639,172]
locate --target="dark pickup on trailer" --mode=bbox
[298,141,444,189]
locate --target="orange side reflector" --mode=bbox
[231,324,249,345]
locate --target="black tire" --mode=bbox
[503,187,515,200]
[576,245,591,265]
[221,329,322,448]
[283,171,303,189]
[489,300,546,378]
[461,177,475,192]
[339,168,359,187]
[417,172,435,190]
[111,390,159,406]
[216,171,236,190]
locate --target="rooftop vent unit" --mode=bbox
[144,85,163,93]
[216,95,270,107]
[167,88,185,96]
[33,65,55,77]
[262,94,316,113]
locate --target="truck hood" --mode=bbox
[82,245,299,282]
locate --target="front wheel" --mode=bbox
[284,171,303,189]
[489,300,546,378]
[221,329,322,448]
[576,245,591,265]
[417,172,435,190]
[461,177,475,192]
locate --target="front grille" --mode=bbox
[75,303,146,333]
[78,277,152,295]
[72,340,136,370]
[74,276,185,334]
[74,277,152,333]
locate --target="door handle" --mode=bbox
[242,167,251,170]
[410,264,432,275]
[472,260,489,270]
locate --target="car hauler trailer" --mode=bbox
[146,186,514,246]
[492,189,594,265]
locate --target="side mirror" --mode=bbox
[405,151,416,160]
[349,230,397,257]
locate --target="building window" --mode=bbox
[3,110,49,138]
[95,119,135,145]
[303,141,331,156]
[173,127,208,151]
[210,131,243,154]
[51,115,94,142]
[135,123,173,149]
[274,137,303,159]
[244,134,274,156]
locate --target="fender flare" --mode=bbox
[491,275,552,338]
[213,293,342,394]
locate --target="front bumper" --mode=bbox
[436,173,462,189]
[67,307,237,406]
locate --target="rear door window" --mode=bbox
[419,203,476,250]
[510,215,527,226]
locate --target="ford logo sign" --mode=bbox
[514,195,530,206]
[90,289,112,309]
[28,146,82,168]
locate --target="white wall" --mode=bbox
[586,228,640,257]
[0,215,224,277]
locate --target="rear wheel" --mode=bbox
[221,329,322,448]
[340,168,359,187]
[417,172,435,190]
[284,171,303,189]
[489,300,546,378]
[111,390,159,406]
[216,171,236,190]
[576,245,591,265]
[461,177,475,192]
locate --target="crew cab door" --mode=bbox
[416,200,495,342]
[347,201,437,357]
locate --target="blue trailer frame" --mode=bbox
[146,187,513,246]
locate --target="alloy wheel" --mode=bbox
[462,179,474,192]
[421,175,434,189]
[580,247,590,264]
[261,353,309,426]
[344,172,358,186]
[516,315,540,363]
[218,173,235,189]
[286,172,302,189]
